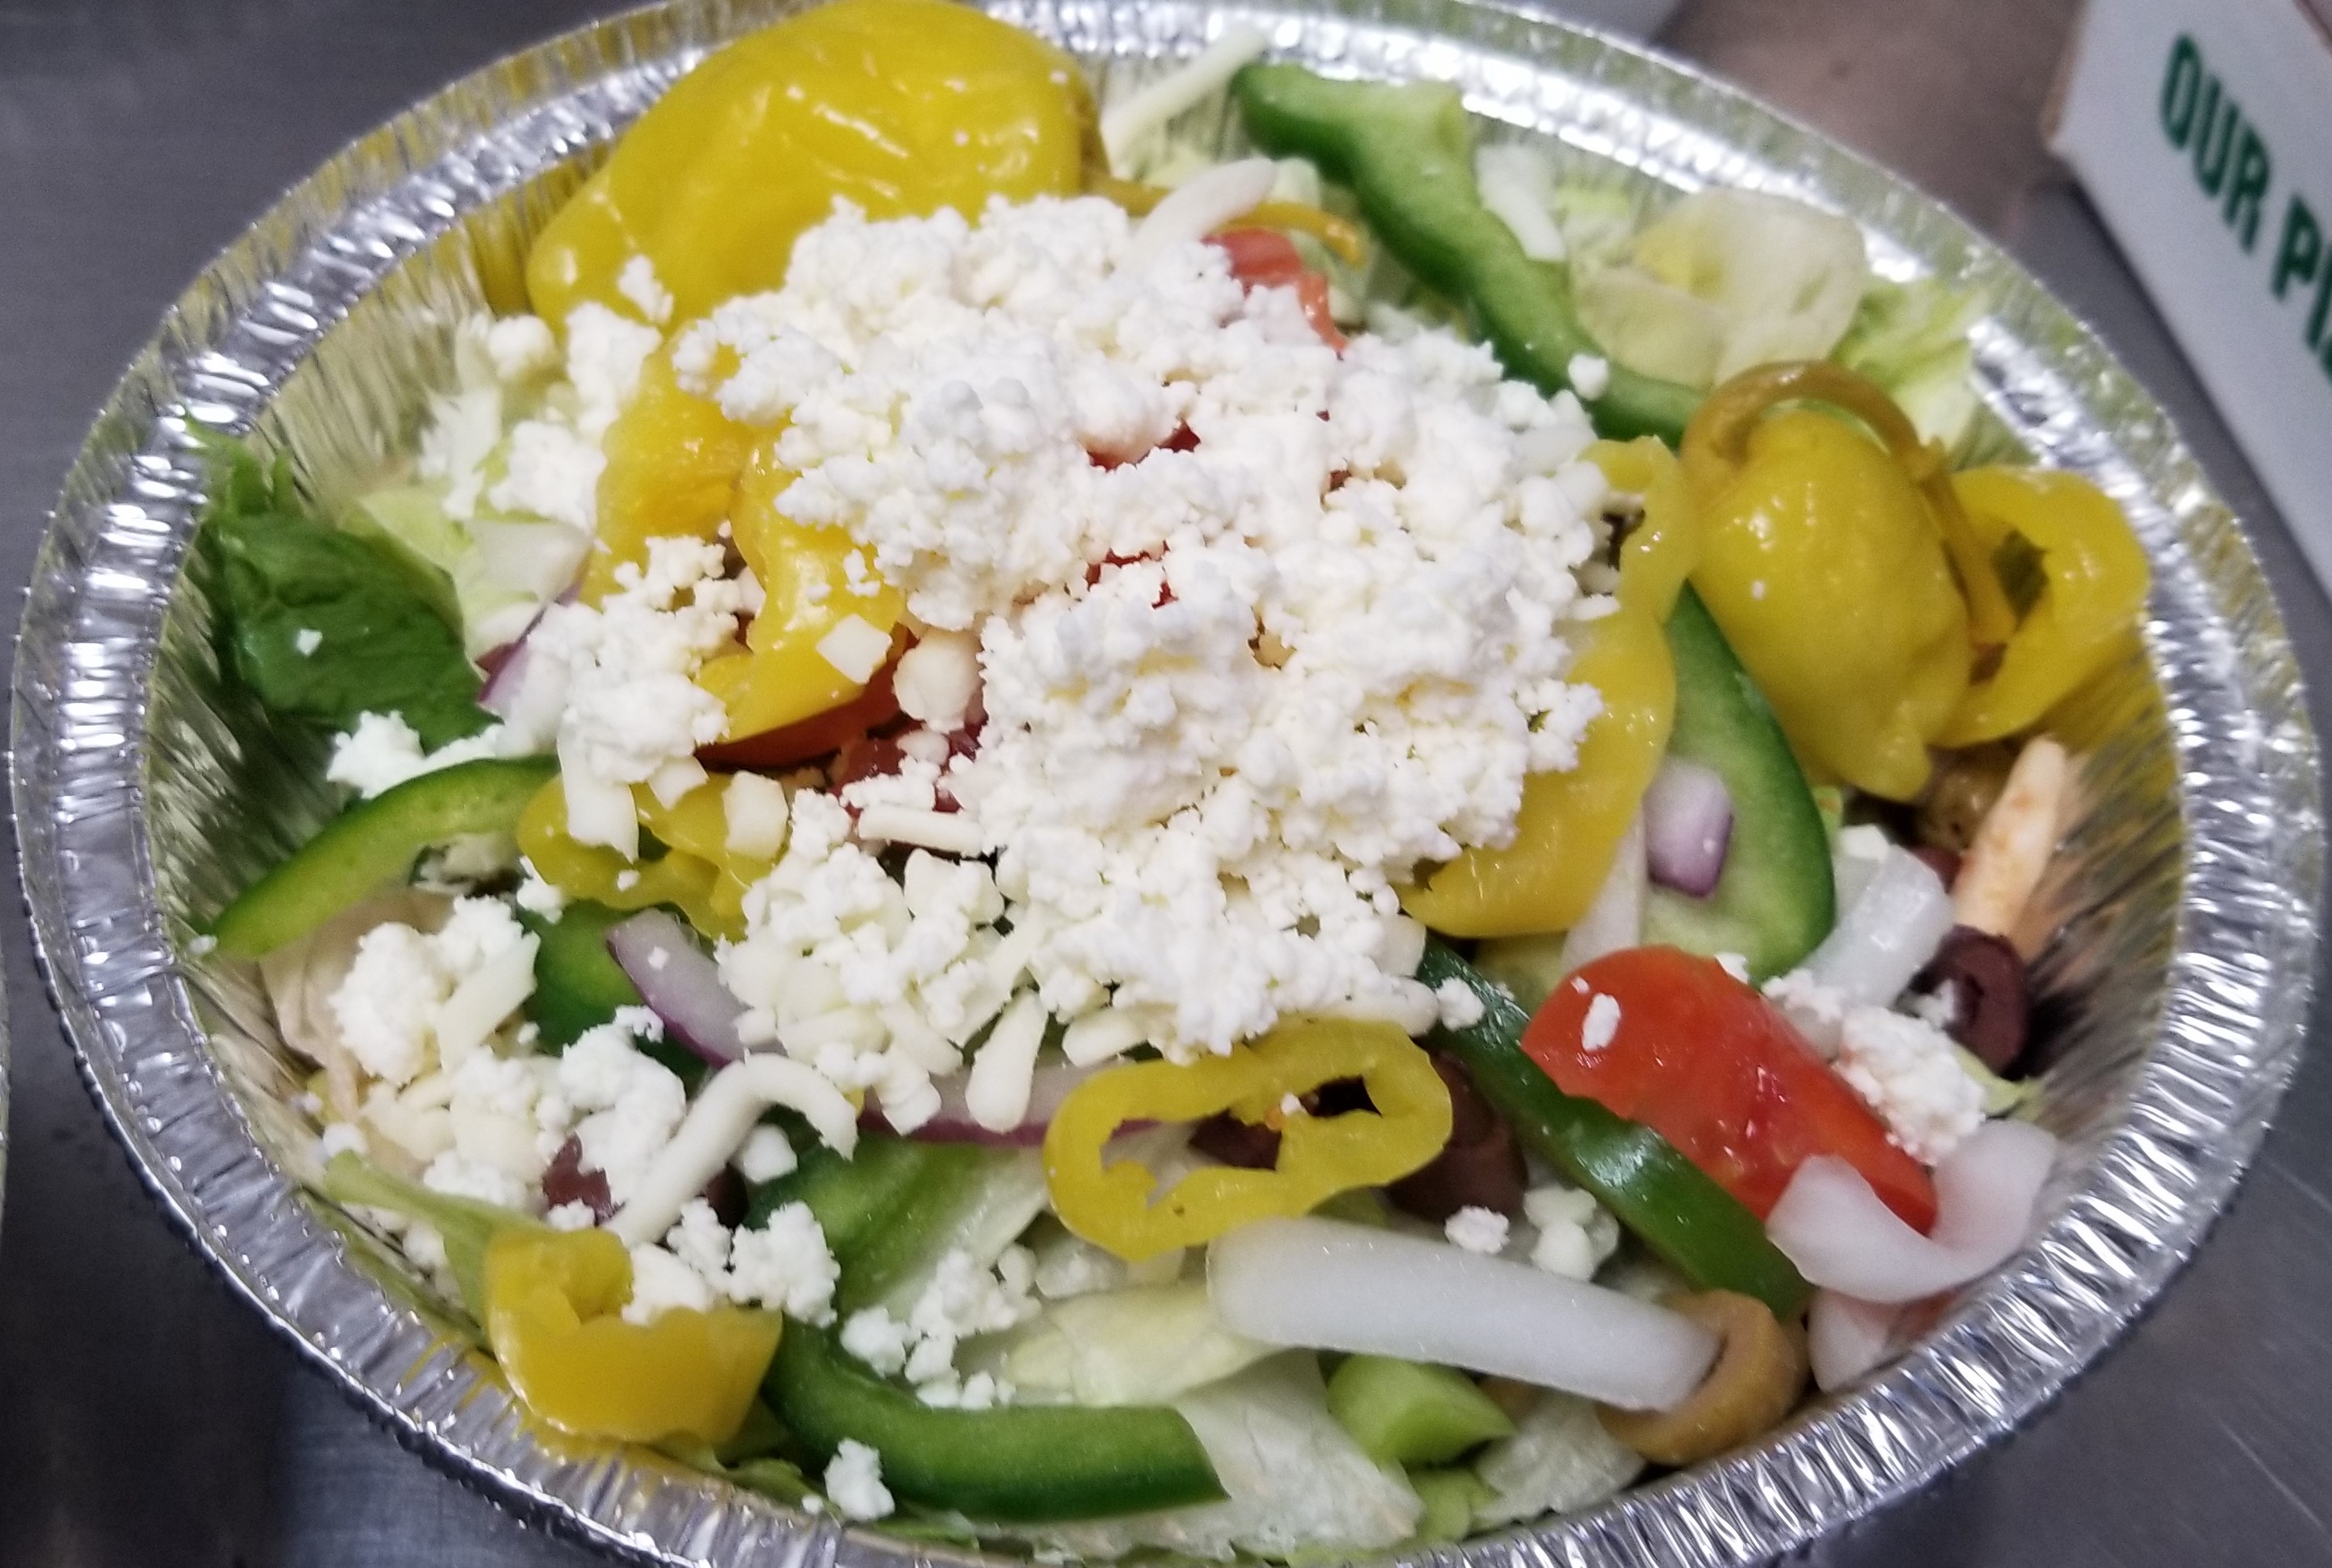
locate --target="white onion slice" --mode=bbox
[1209,1216,1717,1410]
[1558,816,1644,977]
[1807,1290,1901,1391]
[1804,844,1955,1006]
[1643,759,1733,897]
[608,1055,859,1245]
[607,909,748,1066]
[1128,159,1279,268]
[1100,23,1270,170]
[1766,1120,2058,1303]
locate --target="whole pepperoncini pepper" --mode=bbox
[1680,362,1971,801]
[1935,467,2150,745]
[1043,1018,1453,1261]
[526,0,1098,328]
[517,774,774,941]
[1401,438,1692,937]
[484,1227,781,1444]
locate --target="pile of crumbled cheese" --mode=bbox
[680,193,1613,1068]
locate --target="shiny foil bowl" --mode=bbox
[11,1,2323,1562]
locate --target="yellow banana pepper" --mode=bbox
[517,775,773,941]
[695,444,906,743]
[526,0,1097,328]
[1400,438,1690,937]
[1681,362,1969,801]
[587,350,759,603]
[1044,1018,1453,1261]
[483,1227,780,1444]
[1936,467,2151,745]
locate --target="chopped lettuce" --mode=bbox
[1470,1388,1643,1527]
[316,1151,536,1321]
[199,443,492,749]
[1475,144,1569,262]
[1957,1047,2042,1117]
[988,1281,1278,1406]
[1028,1354,1423,1561]
[1834,275,1990,452]
[1578,188,1869,388]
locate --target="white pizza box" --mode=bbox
[2050,0,2332,580]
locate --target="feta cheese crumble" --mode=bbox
[1444,1206,1511,1255]
[326,711,505,799]
[825,1439,895,1521]
[1579,993,1622,1053]
[1834,1005,1985,1163]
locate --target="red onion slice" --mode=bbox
[1643,759,1732,897]
[1766,1119,2057,1303]
[606,909,748,1066]
[882,1061,1100,1146]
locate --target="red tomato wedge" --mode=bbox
[1211,228,1346,350]
[697,662,901,770]
[1524,947,1939,1231]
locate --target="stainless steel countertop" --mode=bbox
[2,3,2327,1565]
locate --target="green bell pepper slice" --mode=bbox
[209,756,556,959]
[753,1131,1223,1519]
[767,1324,1224,1522]
[1419,942,1810,1319]
[1232,65,1701,444]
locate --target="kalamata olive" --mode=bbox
[1387,1056,1526,1223]
[702,1166,748,1228]
[1909,845,1961,890]
[1912,925,2031,1071]
[1189,1079,1376,1170]
[1189,1112,1282,1169]
[1918,742,2018,855]
[541,1135,614,1222]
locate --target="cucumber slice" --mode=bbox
[1325,1355,1516,1467]
[1642,589,1834,980]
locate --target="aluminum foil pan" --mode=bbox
[11,0,2323,1562]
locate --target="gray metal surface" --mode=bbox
[0,4,2326,1568]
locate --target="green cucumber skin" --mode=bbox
[1419,944,1812,1320]
[210,756,557,959]
[1642,588,1835,982]
[768,1327,1223,1523]
[1324,1354,1514,1467]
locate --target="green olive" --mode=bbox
[1597,1290,1807,1466]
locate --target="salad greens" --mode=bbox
[199,443,492,750]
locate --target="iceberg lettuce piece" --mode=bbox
[1471,1388,1643,1526]
[1834,275,1990,452]
[1027,1354,1423,1561]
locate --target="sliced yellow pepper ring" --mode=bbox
[1398,438,1691,938]
[1088,173,1371,268]
[483,1227,780,1444]
[517,776,773,942]
[1680,361,1970,801]
[1044,1018,1453,1262]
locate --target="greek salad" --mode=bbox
[194,0,2150,1552]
